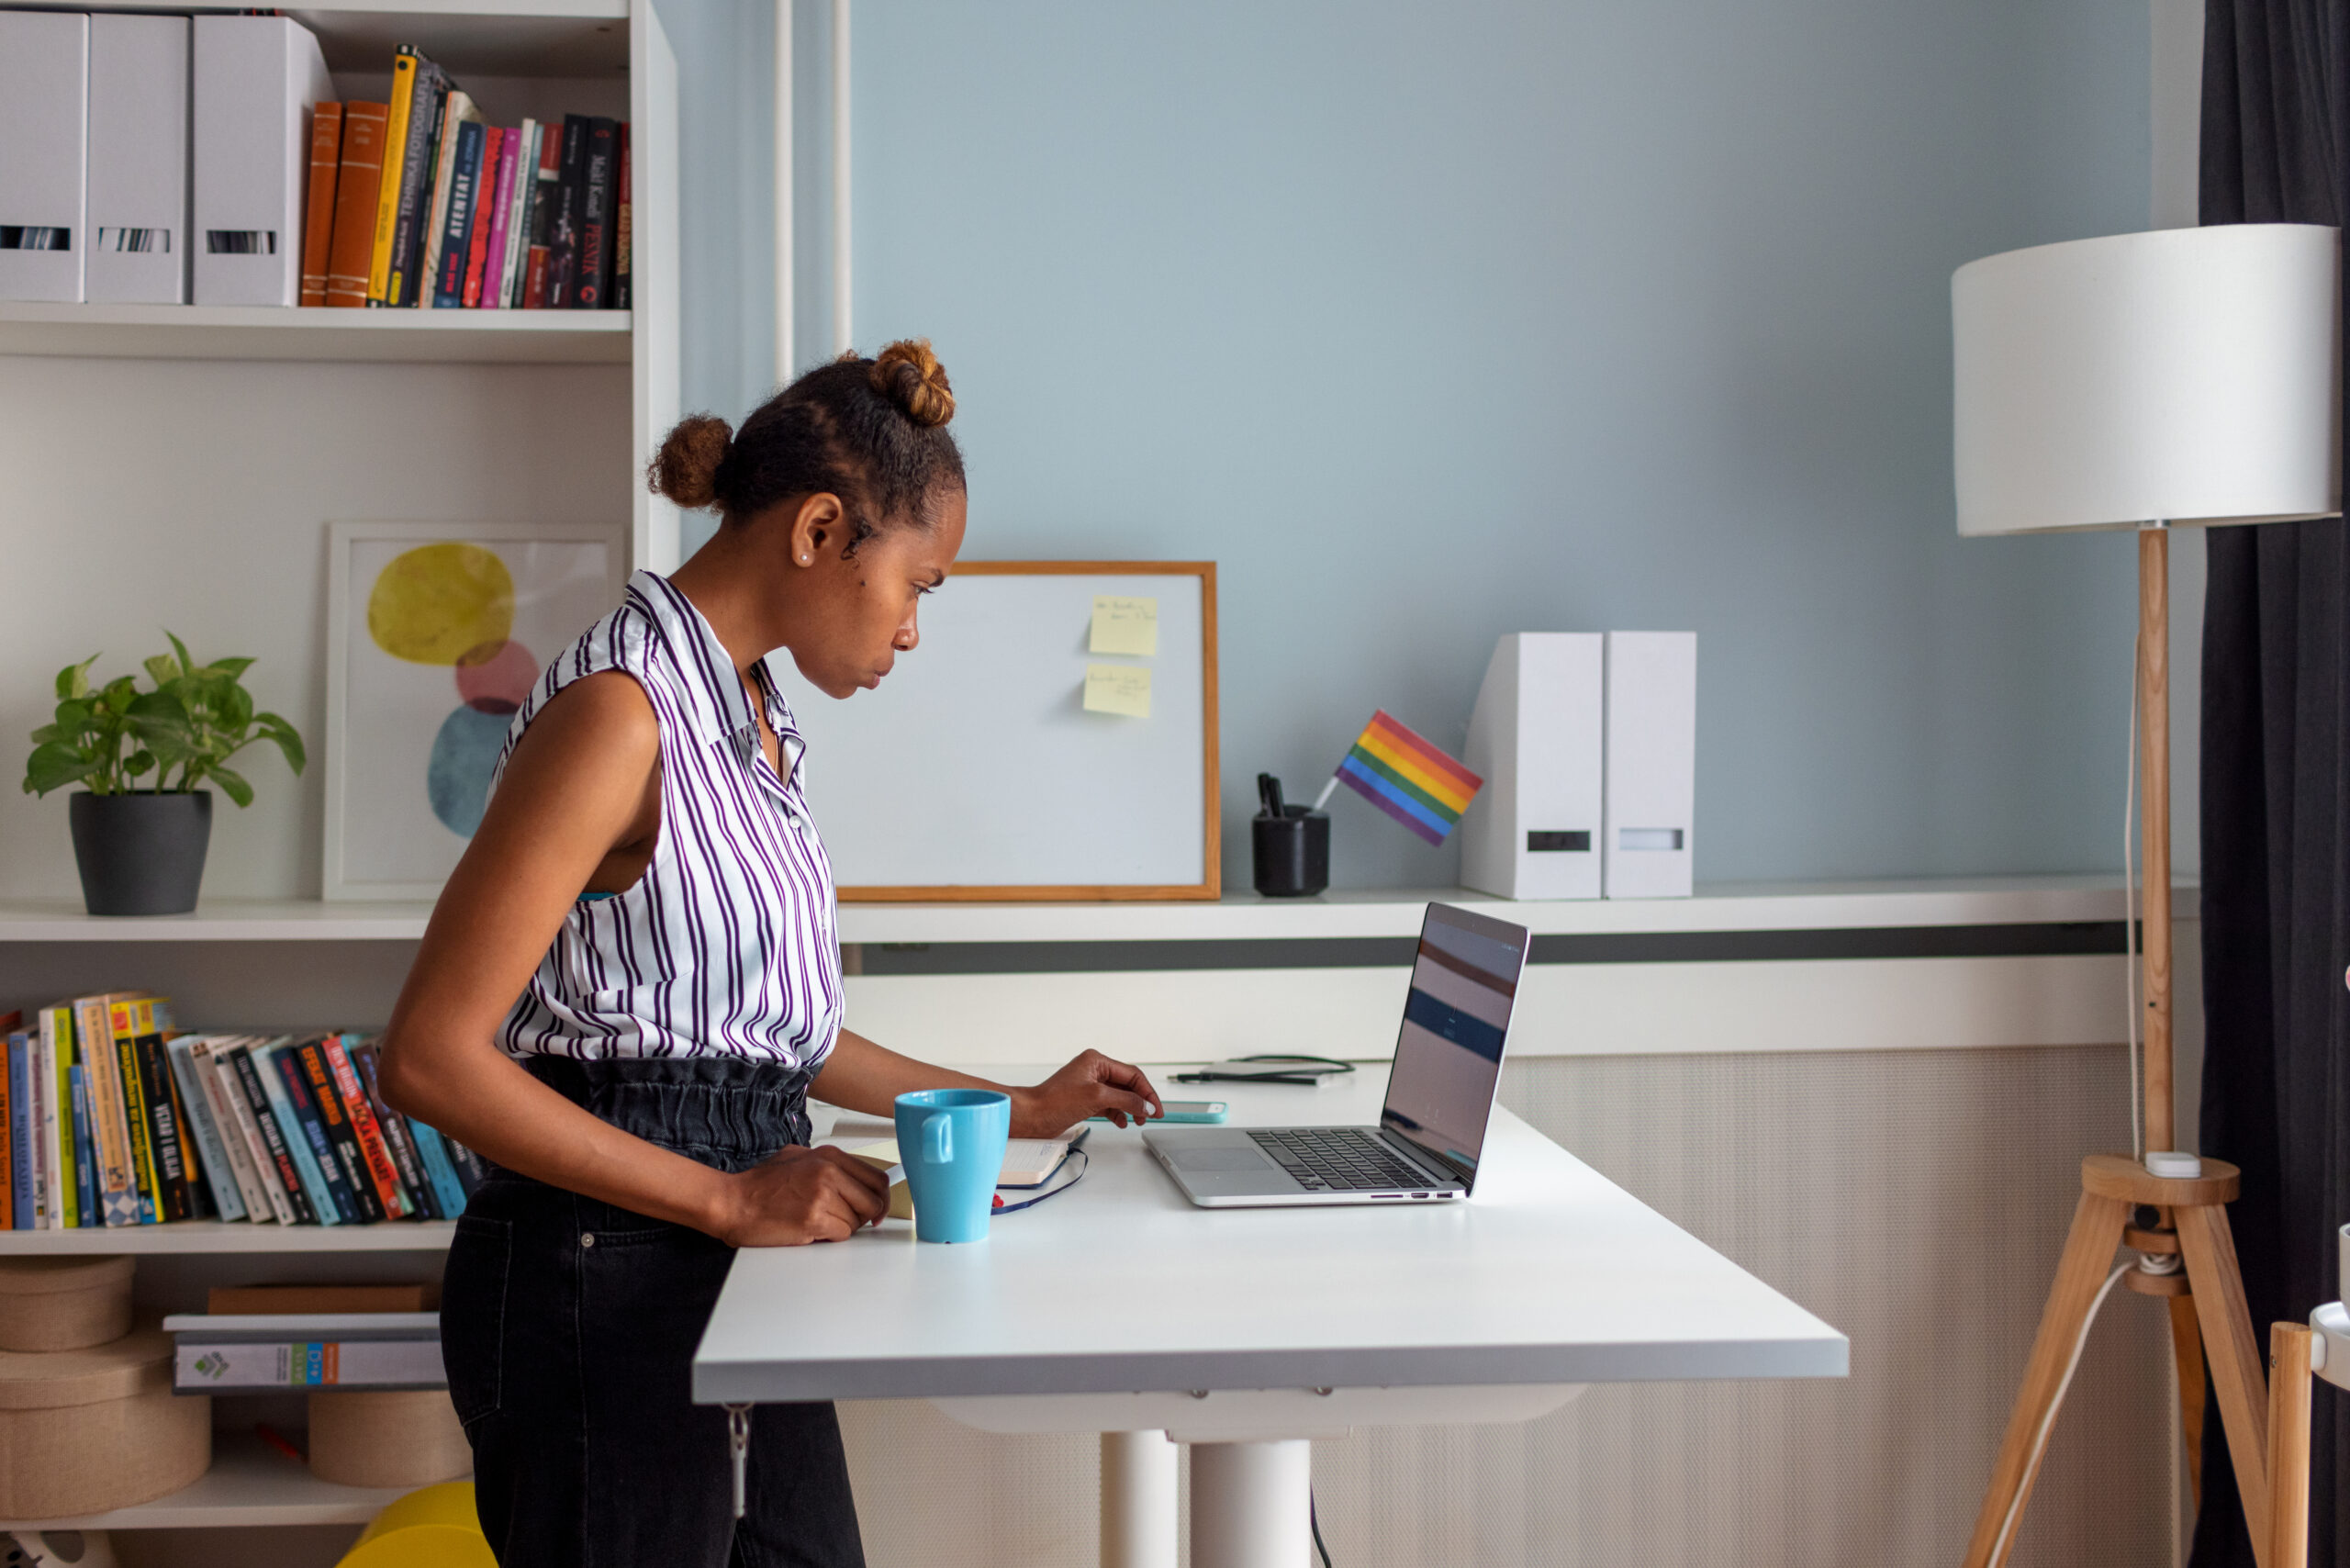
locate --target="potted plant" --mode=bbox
[22,634,306,916]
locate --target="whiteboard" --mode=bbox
[767,563,1220,900]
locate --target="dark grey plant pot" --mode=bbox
[69,791,212,916]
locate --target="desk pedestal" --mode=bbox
[938,1384,1586,1568]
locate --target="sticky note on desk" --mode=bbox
[1083,664,1152,718]
[1090,596,1158,656]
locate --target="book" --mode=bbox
[495,120,537,308]
[404,1117,471,1218]
[476,124,520,308]
[322,1036,410,1218]
[614,120,631,310]
[206,1038,291,1225]
[174,1333,445,1392]
[385,53,447,306]
[209,1283,438,1313]
[137,1018,198,1221]
[167,1038,249,1223]
[545,115,588,308]
[298,100,341,306]
[69,1064,96,1227]
[350,1043,433,1218]
[442,1135,489,1197]
[431,118,487,309]
[461,125,504,308]
[416,88,478,308]
[40,1005,76,1229]
[73,994,140,1226]
[520,123,561,308]
[107,998,162,1223]
[575,117,617,309]
[322,100,387,308]
[225,1042,317,1225]
[21,1023,48,1229]
[6,1036,28,1229]
[274,1041,363,1223]
[366,45,420,303]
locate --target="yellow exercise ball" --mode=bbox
[333,1481,494,1568]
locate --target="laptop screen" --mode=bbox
[1379,904,1528,1181]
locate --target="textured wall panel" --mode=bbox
[838,1046,2171,1567]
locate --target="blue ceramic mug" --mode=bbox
[895,1089,1012,1244]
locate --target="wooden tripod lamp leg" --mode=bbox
[2177,1203,2272,1562]
[1961,1192,2132,1568]
[2267,1323,2313,1568]
[2170,1294,2206,1505]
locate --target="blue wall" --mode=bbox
[669,0,2154,890]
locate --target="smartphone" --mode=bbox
[1093,1100,1228,1125]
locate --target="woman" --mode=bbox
[378,340,1163,1568]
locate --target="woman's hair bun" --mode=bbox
[869,338,956,429]
[648,413,733,509]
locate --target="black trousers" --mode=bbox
[441,1056,867,1568]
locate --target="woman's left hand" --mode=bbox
[1010,1049,1162,1137]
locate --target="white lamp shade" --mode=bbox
[1953,223,2342,536]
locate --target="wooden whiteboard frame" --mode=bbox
[838,561,1220,903]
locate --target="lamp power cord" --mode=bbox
[1985,1262,2132,1566]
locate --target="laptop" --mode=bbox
[1144,902,1529,1207]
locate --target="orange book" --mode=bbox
[323,102,389,309]
[299,102,344,308]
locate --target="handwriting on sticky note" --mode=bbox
[1083,664,1152,718]
[1090,596,1158,657]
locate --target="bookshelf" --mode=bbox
[0,0,676,1557]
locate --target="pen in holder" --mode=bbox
[1252,772,1329,898]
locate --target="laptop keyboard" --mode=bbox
[1248,1128,1445,1192]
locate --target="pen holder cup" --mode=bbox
[1252,810,1329,898]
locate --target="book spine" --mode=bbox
[69,1065,96,1227]
[352,1045,433,1217]
[193,1041,274,1222]
[432,120,487,309]
[498,120,537,308]
[547,116,588,308]
[417,90,473,309]
[168,1040,248,1223]
[461,125,504,308]
[175,1338,446,1392]
[324,102,390,309]
[386,62,444,307]
[137,1025,196,1222]
[522,123,561,308]
[42,1006,74,1229]
[323,1036,409,1218]
[406,1118,472,1218]
[23,1025,48,1228]
[478,125,521,308]
[442,1136,490,1197]
[285,1043,371,1223]
[229,1046,319,1225]
[614,121,631,311]
[260,1042,347,1225]
[367,47,419,304]
[575,118,617,309]
[76,997,138,1226]
[299,102,343,308]
[5,1036,25,1229]
[110,1002,161,1224]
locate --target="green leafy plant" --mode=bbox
[23,633,305,807]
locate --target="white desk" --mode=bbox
[695,1071,1847,1568]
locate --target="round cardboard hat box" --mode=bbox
[0,1256,135,1352]
[0,1321,211,1517]
[309,1388,471,1490]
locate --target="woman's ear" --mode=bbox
[789,492,845,566]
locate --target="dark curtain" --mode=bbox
[2196,3,2350,1565]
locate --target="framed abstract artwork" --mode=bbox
[324,520,628,902]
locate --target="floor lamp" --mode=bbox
[1950,223,2341,1568]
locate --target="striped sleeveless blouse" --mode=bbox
[492,570,845,1066]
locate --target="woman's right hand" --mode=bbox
[715,1146,891,1247]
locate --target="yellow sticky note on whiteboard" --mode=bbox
[1090,596,1158,656]
[1083,664,1152,718]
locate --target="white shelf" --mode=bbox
[0,303,632,364]
[0,1430,450,1531]
[0,1222,453,1255]
[0,878,2189,946]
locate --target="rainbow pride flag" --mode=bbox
[1328,711,1483,846]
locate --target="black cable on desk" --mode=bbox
[1311,1488,1334,1568]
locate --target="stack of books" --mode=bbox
[308,44,630,311]
[1,996,487,1230]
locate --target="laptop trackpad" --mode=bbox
[1171,1147,1271,1174]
